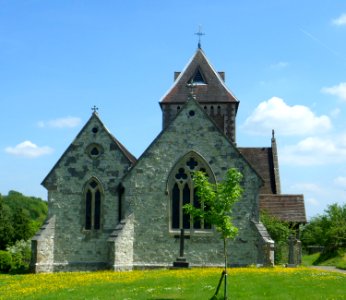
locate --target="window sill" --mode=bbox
[169,229,215,237]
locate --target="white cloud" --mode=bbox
[306,198,320,206]
[270,61,289,69]
[321,82,346,101]
[5,141,53,158]
[332,13,346,26]
[334,176,346,187]
[38,116,81,128]
[330,108,341,118]
[280,135,346,166]
[242,97,332,136]
[289,183,322,193]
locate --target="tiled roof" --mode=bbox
[238,147,277,194]
[260,194,307,223]
[160,48,238,104]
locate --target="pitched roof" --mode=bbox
[260,194,307,223]
[238,147,277,194]
[42,112,136,188]
[160,48,239,105]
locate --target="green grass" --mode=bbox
[0,267,345,300]
[303,249,346,270]
[302,253,320,266]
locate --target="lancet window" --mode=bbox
[84,178,102,230]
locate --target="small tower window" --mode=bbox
[190,68,207,85]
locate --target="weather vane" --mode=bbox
[195,25,205,49]
[91,105,99,113]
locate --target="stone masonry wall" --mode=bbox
[123,99,264,267]
[107,214,134,270]
[30,216,55,273]
[34,114,133,272]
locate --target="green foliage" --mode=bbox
[4,191,47,222]
[301,203,346,264]
[184,168,243,298]
[6,240,31,274]
[0,250,12,273]
[0,191,47,273]
[260,211,294,264]
[0,191,47,250]
[12,209,34,242]
[0,198,14,250]
[184,168,243,240]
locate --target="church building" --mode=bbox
[31,45,306,273]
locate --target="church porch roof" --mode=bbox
[259,194,307,224]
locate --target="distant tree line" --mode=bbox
[0,191,47,273]
[301,203,346,264]
[261,203,346,265]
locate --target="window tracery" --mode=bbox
[168,153,215,232]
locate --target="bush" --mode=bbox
[7,240,31,273]
[260,211,294,264]
[0,250,12,273]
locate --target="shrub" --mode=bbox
[0,250,12,273]
[260,211,294,264]
[7,240,31,273]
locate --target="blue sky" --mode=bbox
[1,1,346,219]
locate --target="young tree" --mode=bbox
[184,168,243,300]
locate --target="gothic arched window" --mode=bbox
[168,152,215,232]
[84,178,102,230]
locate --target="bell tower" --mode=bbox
[159,48,239,143]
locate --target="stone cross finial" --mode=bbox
[195,25,205,49]
[91,105,99,113]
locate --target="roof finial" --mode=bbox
[195,25,205,49]
[272,129,275,140]
[91,105,99,114]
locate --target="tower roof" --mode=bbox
[160,48,239,105]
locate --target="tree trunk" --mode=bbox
[224,238,228,300]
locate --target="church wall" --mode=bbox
[123,100,263,268]
[34,116,133,272]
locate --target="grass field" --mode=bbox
[1,267,345,300]
[302,251,346,270]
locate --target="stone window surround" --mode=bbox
[167,151,216,237]
[85,143,104,159]
[83,177,104,231]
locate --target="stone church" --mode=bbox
[31,46,306,273]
